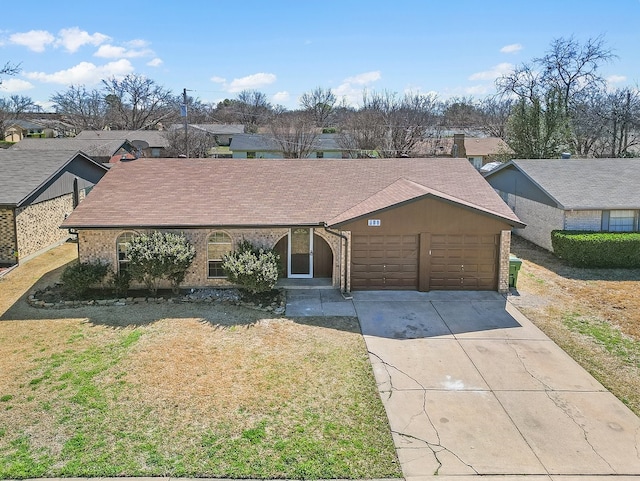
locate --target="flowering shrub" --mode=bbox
[222,240,280,293]
[127,231,196,294]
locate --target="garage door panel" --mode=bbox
[428,234,498,291]
[351,235,418,289]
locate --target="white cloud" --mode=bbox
[607,74,627,84]
[464,84,492,95]
[94,44,153,58]
[500,43,523,54]
[334,70,382,105]
[272,91,289,103]
[56,27,110,53]
[125,39,149,48]
[469,62,514,81]
[0,78,35,93]
[10,30,55,52]
[25,59,134,85]
[344,71,381,85]
[211,76,226,84]
[227,72,277,93]
[147,58,163,67]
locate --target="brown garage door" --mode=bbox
[429,234,498,290]
[351,235,418,289]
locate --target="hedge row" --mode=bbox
[551,230,640,268]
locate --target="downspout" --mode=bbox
[322,223,352,299]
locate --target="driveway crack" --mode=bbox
[505,340,553,390]
[368,348,477,474]
[546,391,616,472]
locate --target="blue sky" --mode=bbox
[1,0,638,110]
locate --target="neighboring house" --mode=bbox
[62,158,523,293]
[10,138,137,164]
[0,150,109,266]
[3,120,53,142]
[484,158,640,251]
[74,130,169,158]
[230,133,349,159]
[452,133,513,169]
[170,123,245,146]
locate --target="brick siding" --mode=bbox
[14,194,74,262]
[77,227,344,289]
[502,192,564,251]
[0,207,17,264]
[564,210,602,231]
[498,230,511,293]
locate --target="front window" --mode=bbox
[116,232,136,273]
[208,232,232,277]
[609,210,636,232]
[246,151,256,159]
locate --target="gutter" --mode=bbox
[322,223,352,299]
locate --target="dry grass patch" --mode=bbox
[0,245,400,479]
[510,235,640,414]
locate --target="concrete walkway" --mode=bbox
[351,290,640,478]
[285,289,640,477]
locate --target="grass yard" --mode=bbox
[0,243,401,479]
[510,235,640,415]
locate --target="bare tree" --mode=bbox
[476,96,513,139]
[537,36,616,115]
[163,126,218,158]
[268,110,319,158]
[299,87,336,127]
[236,90,272,132]
[102,74,175,130]
[0,95,39,139]
[51,85,109,131]
[497,36,616,156]
[339,90,439,158]
[0,62,20,85]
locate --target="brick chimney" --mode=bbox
[452,133,466,158]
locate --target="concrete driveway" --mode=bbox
[352,290,640,478]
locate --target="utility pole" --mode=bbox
[182,88,189,159]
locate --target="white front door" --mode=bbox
[288,228,313,278]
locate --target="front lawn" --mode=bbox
[0,244,400,479]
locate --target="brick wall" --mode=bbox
[502,193,564,251]
[0,207,17,264]
[498,230,511,293]
[15,194,74,262]
[564,210,602,231]
[78,227,343,289]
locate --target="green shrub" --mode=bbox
[61,261,110,299]
[108,270,131,297]
[222,240,280,293]
[127,231,196,295]
[551,230,640,267]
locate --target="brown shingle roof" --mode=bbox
[63,158,523,229]
[464,137,512,157]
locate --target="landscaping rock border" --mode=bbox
[27,286,286,315]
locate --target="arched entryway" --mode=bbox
[274,229,333,279]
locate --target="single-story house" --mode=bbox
[74,130,170,158]
[0,150,109,265]
[452,133,513,169]
[10,138,138,164]
[3,119,52,142]
[169,123,245,146]
[484,158,640,251]
[62,157,524,292]
[230,133,349,159]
